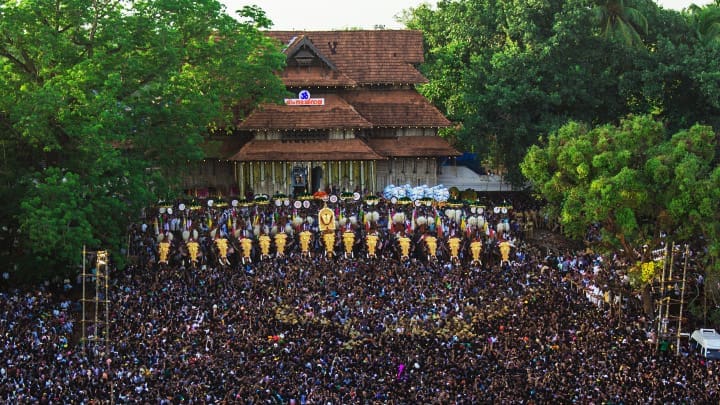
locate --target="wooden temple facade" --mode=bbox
[185,30,458,198]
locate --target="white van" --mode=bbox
[689,328,720,360]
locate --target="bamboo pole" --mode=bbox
[81,245,86,349]
[663,244,675,339]
[676,245,689,356]
[656,243,670,352]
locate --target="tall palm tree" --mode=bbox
[593,0,649,48]
[686,2,720,46]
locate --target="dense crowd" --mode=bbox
[1,196,718,403]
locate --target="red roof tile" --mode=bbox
[366,136,460,158]
[279,65,356,87]
[343,89,451,128]
[230,138,385,161]
[268,31,428,85]
[238,93,372,130]
[279,35,356,87]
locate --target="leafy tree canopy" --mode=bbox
[402,0,720,182]
[686,1,720,46]
[0,0,287,278]
[521,114,720,266]
[593,0,648,48]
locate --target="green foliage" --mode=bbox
[521,115,720,262]
[403,0,720,183]
[20,170,96,265]
[405,0,642,182]
[686,2,720,46]
[592,0,648,48]
[0,0,287,278]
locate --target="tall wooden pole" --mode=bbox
[676,245,689,355]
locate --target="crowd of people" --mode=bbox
[1,195,719,403]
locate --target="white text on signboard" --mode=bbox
[284,98,325,105]
[284,89,325,106]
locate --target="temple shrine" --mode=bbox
[186,30,459,198]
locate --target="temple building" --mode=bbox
[185,30,459,198]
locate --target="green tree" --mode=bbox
[403,0,720,183]
[521,115,720,285]
[400,0,504,122]
[686,1,720,46]
[521,115,717,248]
[404,0,652,182]
[592,0,648,47]
[0,0,287,279]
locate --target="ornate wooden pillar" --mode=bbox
[233,161,238,196]
[283,161,288,194]
[260,162,266,194]
[360,161,365,194]
[307,161,312,193]
[337,160,341,189]
[239,162,245,197]
[349,160,354,190]
[271,161,277,194]
[327,161,333,191]
[250,161,256,194]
